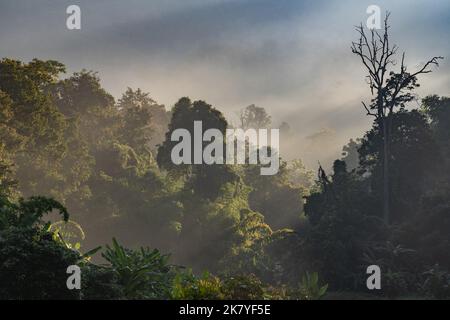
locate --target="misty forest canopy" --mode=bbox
[0,17,449,299]
[166,120,280,175]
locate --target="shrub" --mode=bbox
[81,264,124,300]
[420,265,450,299]
[171,271,224,300]
[102,238,175,299]
[0,227,80,300]
[0,196,81,300]
[221,274,266,300]
[296,272,328,300]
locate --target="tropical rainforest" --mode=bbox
[0,17,449,300]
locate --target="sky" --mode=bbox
[0,0,449,167]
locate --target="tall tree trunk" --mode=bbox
[351,14,441,225]
[382,116,390,224]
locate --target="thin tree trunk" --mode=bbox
[382,116,390,224]
[351,14,441,225]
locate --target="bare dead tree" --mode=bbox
[351,12,443,224]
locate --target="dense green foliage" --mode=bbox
[0,195,79,299]
[0,54,449,299]
[303,98,450,297]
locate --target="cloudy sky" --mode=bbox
[1,0,449,166]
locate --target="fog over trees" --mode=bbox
[0,14,449,300]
